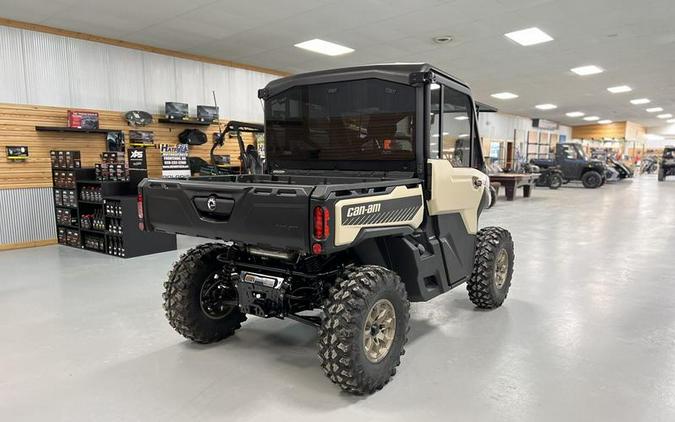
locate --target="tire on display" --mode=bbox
[319,265,410,395]
[163,243,246,344]
[581,170,603,189]
[467,227,514,309]
[548,174,563,190]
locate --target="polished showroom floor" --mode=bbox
[1,175,674,422]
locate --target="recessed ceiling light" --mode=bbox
[571,65,603,76]
[598,119,613,124]
[646,134,664,141]
[657,113,673,119]
[607,85,632,93]
[294,39,354,56]
[630,98,650,105]
[647,107,664,113]
[566,111,585,117]
[668,118,675,123]
[491,92,519,100]
[455,116,469,120]
[584,116,600,121]
[535,103,557,110]
[504,27,553,46]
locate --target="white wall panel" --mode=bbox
[66,38,110,109]
[174,58,205,114]
[0,188,56,244]
[22,31,71,106]
[107,45,146,111]
[142,52,176,114]
[0,26,27,104]
[203,63,232,119]
[1,24,278,121]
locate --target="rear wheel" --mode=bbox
[163,243,245,343]
[319,265,410,395]
[467,227,514,309]
[658,167,665,181]
[548,173,563,189]
[581,170,603,188]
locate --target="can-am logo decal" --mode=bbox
[346,203,381,217]
[207,196,217,211]
[341,195,422,226]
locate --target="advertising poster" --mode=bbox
[159,143,190,178]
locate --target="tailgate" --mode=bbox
[139,178,312,252]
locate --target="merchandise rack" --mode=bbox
[51,150,176,258]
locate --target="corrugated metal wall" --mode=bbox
[0,24,279,122]
[0,24,280,247]
[0,188,56,244]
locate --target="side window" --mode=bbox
[562,145,578,159]
[442,86,472,167]
[429,84,441,159]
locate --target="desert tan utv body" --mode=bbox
[139,63,515,394]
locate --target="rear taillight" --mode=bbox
[313,206,330,241]
[137,192,145,231]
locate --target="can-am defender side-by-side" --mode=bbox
[139,64,515,395]
[658,146,675,181]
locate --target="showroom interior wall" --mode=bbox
[0,24,279,250]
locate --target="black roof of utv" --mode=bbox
[258,63,469,99]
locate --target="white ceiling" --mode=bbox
[2,0,675,128]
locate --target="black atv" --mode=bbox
[534,166,564,189]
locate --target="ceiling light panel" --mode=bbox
[607,85,632,93]
[657,113,673,119]
[566,111,585,117]
[571,65,603,76]
[504,27,553,46]
[630,98,650,105]
[294,39,354,56]
[647,107,663,113]
[491,92,518,100]
[598,119,612,124]
[535,103,557,110]
[584,116,600,121]
[668,119,675,123]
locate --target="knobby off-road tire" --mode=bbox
[467,227,515,309]
[581,170,603,188]
[163,243,246,344]
[319,265,410,395]
[548,174,563,189]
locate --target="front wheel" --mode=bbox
[658,167,665,181]
[163,243,246,344]
[319,265,410,395]
[582,170,603,188]
[467,227,514,309]
[548,173,563,189]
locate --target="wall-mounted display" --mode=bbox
[6,146,29,160]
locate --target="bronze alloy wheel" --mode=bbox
[363,299,397,363]
[494,249,509,289]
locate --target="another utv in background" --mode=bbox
[659,146,675,181]
[531,143,606,188]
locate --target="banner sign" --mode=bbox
[159,143,190,178]
[127,147,147,169]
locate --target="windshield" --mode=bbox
[264,79,415,164]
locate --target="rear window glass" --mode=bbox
[265,79,415,161]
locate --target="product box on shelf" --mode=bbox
[67,111,99,129]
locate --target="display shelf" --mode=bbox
[157,118,212,126]
[79,200,103,205]
[81,228,105,235]
[56,223,79,230]
[36,126,112,134]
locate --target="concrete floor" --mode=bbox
[1,175,675,422]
